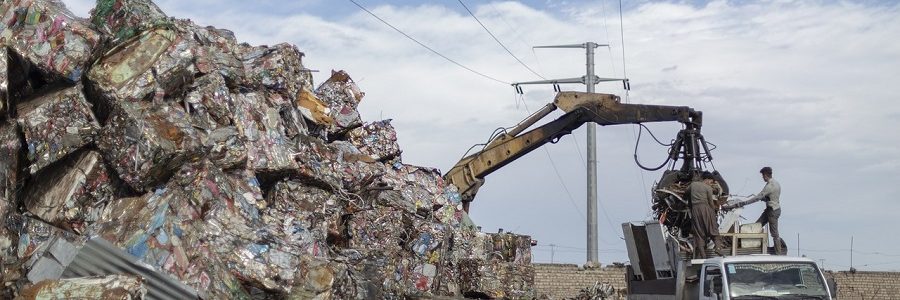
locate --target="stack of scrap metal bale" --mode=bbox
[0,0,536,299]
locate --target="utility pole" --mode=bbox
[512,42,627,265]
[549,244,557,263]
[850,236,854,270]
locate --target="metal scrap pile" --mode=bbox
[0,0,535,299]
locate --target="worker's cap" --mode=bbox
[701,171,715,180]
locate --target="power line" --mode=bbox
[457,0,545,80]
[516,94,587,223]
[348,0,509,85]
[485,2,549,76]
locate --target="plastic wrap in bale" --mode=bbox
[86,26,197,115]
[16,84,100,174]
[22,150,121,234]
[0,0,102,82]
[93,187,251,299]
[17,274,147,299]
[96,101,202,191]
[347,119,402,162]
[314,70,364,134]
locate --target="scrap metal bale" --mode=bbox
[293,135,390,192]
[240,43,312,139]
[86,26,197,119]
[405,219,458,296]
[288,257,356,299]
[93,188,250,299]
[377,163,462,214]
[183,73,233,130]
[16,84,100,174]
[347,119,401,162]
[96,101,202,191]
[167,161,297,295]
[346,206,413,258]
[264,179,342,256]
[207,177,347,296]
[186,22,244,84]
[22,150,120,233]
[16,274,147,300]
[231,92,298,177]
[0,0,102,83]
[293,134,348,190]
[183,74,248,169]
[240,43,312,102]
[204,126,247,170]
[459,259,535,299]
[89,0,168,43]
[314,70,364,135]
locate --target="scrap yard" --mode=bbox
[2,0,899,299]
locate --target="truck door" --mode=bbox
[700,265,725,300]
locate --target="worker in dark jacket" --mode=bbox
[689,172,724,258]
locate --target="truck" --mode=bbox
[623,220,835,300]
[685,255,832,300]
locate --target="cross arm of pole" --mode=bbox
[533,43,610,49]
[513,76,625,86]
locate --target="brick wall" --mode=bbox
[826,271,900,299]
[535,264,900,299]
[533,264,628,299]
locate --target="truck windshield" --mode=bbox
[725,262,829,299]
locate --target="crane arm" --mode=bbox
[444,92,702,211]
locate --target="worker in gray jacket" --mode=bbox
[688,172,724,258]
[746,166,782,254]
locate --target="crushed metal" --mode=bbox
[0,0,536,298]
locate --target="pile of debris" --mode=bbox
[0,0,534,298]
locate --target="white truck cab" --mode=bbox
[623,221,834,300]
[693,255,832,300]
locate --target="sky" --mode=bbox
[62,0,900,271]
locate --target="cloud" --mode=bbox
[59,0,900,270]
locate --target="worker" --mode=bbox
[688,172,724,258]
[746,166,783,255]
